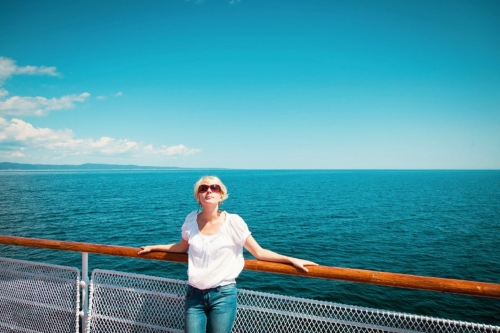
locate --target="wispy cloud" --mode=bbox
[0,93,91,117]
[0,57,60,83]
[0,117,73,144]
[144,144,200,156]
[0,117,201,160]
[95,91,122,101]
[0,56,201,164]
[0,56,90,117]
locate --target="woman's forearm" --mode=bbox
[139,239,189,254]
[244,235,317,272]
[253,248,292,263]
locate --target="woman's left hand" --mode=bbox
[289,258,318,273]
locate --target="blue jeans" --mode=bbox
[184,283,237,333]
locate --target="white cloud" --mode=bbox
[15,65,59,76]
[46,136,140,156]
[0,117,201,160]
[96,92,122,101]
[0,92,90,117]
[0,57,60,83]
[0,58,17,82]
[0,117,73,143]
[0,56,88,117]
[155,144,201,156]
[9,151,25,158]
[0,57,200,164]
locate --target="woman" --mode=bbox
[138,175,317,333]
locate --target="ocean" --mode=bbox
[1,169,499,326]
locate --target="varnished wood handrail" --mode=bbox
[1,235,499,299]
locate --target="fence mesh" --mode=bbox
[87,269,185,333]
[0,257,80,333]
[87,269,500,333]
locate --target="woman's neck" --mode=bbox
[197,205,224,235]
[199,205,220,221]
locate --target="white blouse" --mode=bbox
[181,211,251,290]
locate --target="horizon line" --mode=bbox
[0,162,499,171]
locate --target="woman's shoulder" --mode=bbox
[183,211,198,226]
[186,211,198,219]
[225,212,249,228]
[225,212,243,222]
[224,212,251,243]
[181,211,198,236]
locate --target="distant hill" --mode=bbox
[0,162,183,170]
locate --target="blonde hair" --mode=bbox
[193,176,229,202]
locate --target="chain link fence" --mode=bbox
[87,269,500,333]
[1,257,499,333]
[0,257,80,333]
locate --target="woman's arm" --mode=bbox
[138,237,189,254]
[243,235,317,272]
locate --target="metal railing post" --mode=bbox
[80,252,89,333]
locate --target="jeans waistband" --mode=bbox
[188,283,236,294]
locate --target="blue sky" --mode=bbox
[1,0,499,169]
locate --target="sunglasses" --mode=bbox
[198,184,222,193]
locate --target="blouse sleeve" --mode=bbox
[228,214,252,246]
[181,211,197,241]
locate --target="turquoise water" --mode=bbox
[1,170,499,325]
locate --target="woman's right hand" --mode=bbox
[137,240,189,254]
[138,246,153,254]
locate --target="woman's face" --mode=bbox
[197,183,222,206]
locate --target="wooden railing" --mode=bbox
[1,235,499,299]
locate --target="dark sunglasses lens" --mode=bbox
[199,185,209,193]
[210,185,221,192]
